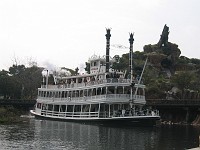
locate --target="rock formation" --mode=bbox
[143,24,181,76]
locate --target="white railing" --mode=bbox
[41,78,133,89]
[41,110,99,118]
[40,109,159,118]
[38,94,145,104]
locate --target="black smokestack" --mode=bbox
[105,28,111,73]
[129,33,134,74]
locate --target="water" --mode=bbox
[0,119,199,150]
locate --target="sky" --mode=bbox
[0,0,200,71]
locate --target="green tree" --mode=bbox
[84,62,90,74]
[20,66,42,99]
[171,71,196,99]
[7,65,43,99]
[0,70,21,99]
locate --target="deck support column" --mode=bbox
[52,104,54,116]
[109,104,111,117]
[65,105,68,117]
[98,103,101,118]
[115,86,117,100]
[72,105,75,117]
[89,104,91,117]
[59,105,61,116]
[80,104,83,117]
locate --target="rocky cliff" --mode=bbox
[143,25,181,76]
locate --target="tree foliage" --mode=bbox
[0,65,42,99]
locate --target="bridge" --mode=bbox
[146,99,200,123]
[0,99,36,109]
[146,99,200,108]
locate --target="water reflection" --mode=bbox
[34,120,160,150]
[0,119,199,150]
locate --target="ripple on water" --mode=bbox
[0,119,200,150]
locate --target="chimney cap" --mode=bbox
[129,32,134,44]
[105,28,111,39]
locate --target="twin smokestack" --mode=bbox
[105,29,134,74]
[105,28,111,73]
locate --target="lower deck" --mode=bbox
[31,110,160,127]
[34,102,159,119]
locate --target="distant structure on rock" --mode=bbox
[157,24,169,48]
[143,24,181,76]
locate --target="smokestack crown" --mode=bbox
[105,28,111,40]
[129,33,134,44]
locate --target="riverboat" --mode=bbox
[30,29,160,126]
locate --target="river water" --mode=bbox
[0,118,199,150]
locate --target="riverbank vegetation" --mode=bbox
[0,106,28,124]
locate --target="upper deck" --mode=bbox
[40,78,145,91]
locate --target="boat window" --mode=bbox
[60,105,66,112]
[54,105,59,111]
[87,89,92,96]
[37,103,41,109]
[55,92,59,98]
[49,92,52,97]
[124,87,130,94]
[107,86,114,94]
[68,92,72,97]
[42,104,47,110]
[71,91,77,97]
[90,104,99,112]
[67,79,71,84]
[82,105,90,112]
[97,88,101,95]
[46,92,49,97]
[117,86,123,94]
[44,92,46,97]
[83,90,87,96]
[38,91,41,96]
[100,104,109,113]
[42,91,45,97]
[74,105,81,112]
[78,78,82,83]
[79,90,83,97]
[102,87,106,95]
[67,105,74,112]
[113,104,119,110]
[48,104,53,111]
[52,92,55,98]
[61,91,65,98]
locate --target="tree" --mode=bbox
[20,66,43,99]
[84,62,90,74]
[9,65,25,76]
[7,65,43,99]
[171,71,196,99]
[112,53,129,71]
[0,70,21,99]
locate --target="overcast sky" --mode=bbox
[0,0,199,71]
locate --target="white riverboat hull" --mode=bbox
[30,110,160,127]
